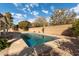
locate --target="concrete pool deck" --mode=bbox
[0,38,28,56]
[0,32,74,56]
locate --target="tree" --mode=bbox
[32,16,48,27]
[0,13,4,30]
[3,12,13,28]
[50,9,76,25]
[0,13,8,33]
[0,12,13,37]
[18,21,31,30]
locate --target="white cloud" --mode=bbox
[14,14,23,18]
[69,4,79,19]
[27,8,31,11]
[25,4,29,8]
[33,3,39,7]
[30,3,39,7]
[22,7,31,12]
[13,3,23,11]
[11,13,15,15]
[24,3,39,12]
[12,13,27,19]
[30,4,34,8]
[13,3,18,7]
[70,4,79,14]
[25,5,31,12]
[13,3,22,7]
[31,11,39,16]
[27,18,35,23]
[11,13,27,24]
[75,15,79,19]
[13,3,39,13]
[46,17,50,22]
[42,10,48,14]
[22,8,27,13]
[24,14,27,18]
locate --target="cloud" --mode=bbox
[33,3,39,7]
[29,3,39,8]
[13,3,39,13]
[27,18,35,23]
[70,4,79,14]
[11,13,15,15]
[13,3,22,8]
[24,4,31,12]
[13,3,18,7]
[24,3,39,12]
[31,11,39,16]
[75,15,79,19]
[25,4,29,8]
[46,17,50,22]
[22,8,27,13]
[13,3,24,11]
[22,7,31,12]
[69,4,79,19]
[11,13,27,24]
[23,14,27,18]
[14,14,23,19]
[42,10,48,14]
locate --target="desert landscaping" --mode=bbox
[0,3,79,56]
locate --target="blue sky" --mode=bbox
[0,3,78,24]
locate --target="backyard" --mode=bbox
[0,3,79,56]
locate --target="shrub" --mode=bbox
[0,37,9,51]
[13,25,19,31]
[72,20,79,37]
[18,21,31,31]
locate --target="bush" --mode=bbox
[18,21,31,31]
[0,37,9,51]
[13,25,19,31]
[72,20,79,37]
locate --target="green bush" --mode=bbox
[72,20,79,37]
[13,25,19,31]
[18,21,31,31]
[0,37,9,51]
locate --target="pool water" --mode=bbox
[21,33,55,47]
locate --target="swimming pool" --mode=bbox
[21,33,56,47]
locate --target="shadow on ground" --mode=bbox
[59,37,79,56]
[61,28,73,37]
[0,32,22,44]
[7,44,53,56]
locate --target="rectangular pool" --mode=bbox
[21,33,57,47]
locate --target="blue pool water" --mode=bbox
[21,33,56,47]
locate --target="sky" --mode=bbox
[0,3,79,24]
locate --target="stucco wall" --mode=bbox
[29,24,72,35]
